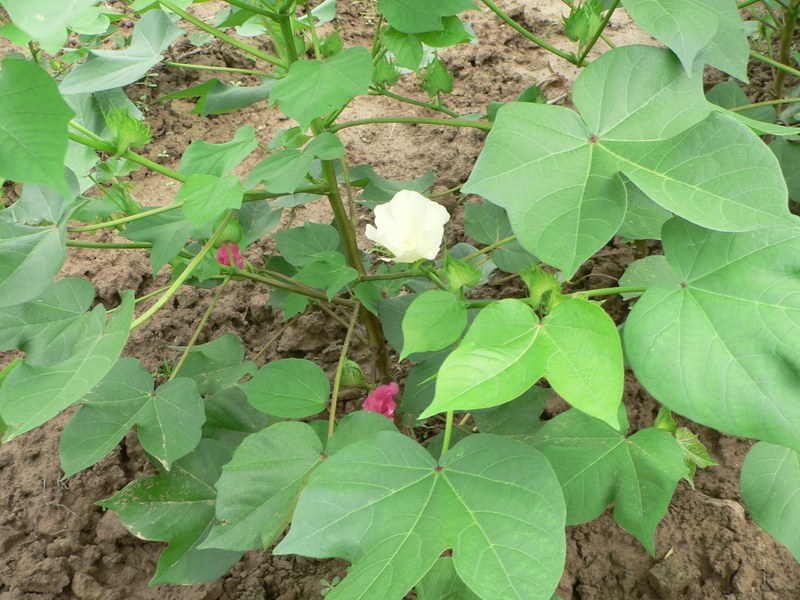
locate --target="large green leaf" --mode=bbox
[179,125,258,177]
[276,432,566,600]
[0,277,94,359]
[463,202,537,273]
[60,358,205,477]
[202,412,395,552]
[740,442,800,561]
[291,251,359,301]
[421,298,623,430]
[239,358,329,418]
[0,291,134,441]
[531,410,687,555]
[59,10,182,94]
[3,0,98,39]
[625,218,800,451]
[464,45,791,276]
[377,0,476,34]
[416,557,482,600]
[244,149,314,193]
[273,221,340,267]
[0,214,68,309]
[0,58,74,196]
[177,174,244,226]
[400,290,468,359]
[623,0,747,80]
[176,333,257,396]
[98,439,243,585]
[201,387,275,455]
[271,47,372,129]
[121,209,197,274]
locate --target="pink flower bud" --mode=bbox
[362,382,399,419]
[217,243,245,269]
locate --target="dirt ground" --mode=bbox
[1,1,800,599]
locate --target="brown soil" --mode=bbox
[2,1,800,600]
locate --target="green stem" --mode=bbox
[371,89,460,118]
[162,61,272,77]
[572,285,647,298]
[67,240,152,249]
[68,204,181,232]
[158,0,288,69]
[360,270,414,281]
[461,235,516,261]
[225,0,283,19]
[480,0,577,63]
[419,264,449,291]
[577,0,621,65]
[750,49,800,80]
[729,96,800,111]
[737,0,762,7]
[430,184,463,199]
[277,12,299,64]
[328,303,361,439]
[330,116,492,133]
[304,1,323,60]
[130,213,234,329]
[441,410,455,454]
[169,274,232,380]
[240,271,358,307]
[772,1,798,101]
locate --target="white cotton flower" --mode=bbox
[365,190,450,263]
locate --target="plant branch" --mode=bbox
[159,0,288,69]
[480,0,577,63]
[328,303,362,439]
[162,61,272,77]
[330,116,492,133]
[370,89,461,118]
[225,0,283,19]
[67,240,152,249]
[577,0,621,65]
[750,50,800,80]
[441,410,455,454]
[461,235,517,261]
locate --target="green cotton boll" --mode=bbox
[373,56,400,88]
[104,106,152,156]
[520,265,561,308]
[213,215,244,247]
[420,56,453,98]
[444,254,481,291]
[321,29,344,58]
[340,360,366,387]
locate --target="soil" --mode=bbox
[2,1,800,600]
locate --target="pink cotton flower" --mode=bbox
[217,243,245,269]
[362,382,399,419]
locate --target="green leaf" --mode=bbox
[291,251,359,301]
[271,47,372,129]
[472,386,549,437]
[202,412,395,552]
[3,0,99,39]
[464,45,790,276]
[740,442,800,562]
[179,126,258,177]
[618,255,678,299]
[531,410,687,555]
[400,290,468,360]
[675,426,718,487]
[244,149,314,193]
[98,439,243,584]
[273,222,340,267]
[304,132,345,160]
[239,358,329,418]
[400,350,449,417]
[201,387,275,455]
[625,218,800,452]
[417,16,474,47]
[0,291,134,441]
[177,333,257,396]
[348,164,434,208]
[276,432,566,600]
[463,202,537,273]
[0,277,94,359]
[193,78,274,117]
[623,0,747,79]
[383,27,424,73]
[0,58,74,196]
[60,358,205,477]
[378,0,476,34]
[121,209,195,274]
[616,178,672,240]
[416,557,482,600]
[59,10,182,94]
[178,174,244,226]
[770,137,800,202]
[423,298,624,430]
[237,200,282,246]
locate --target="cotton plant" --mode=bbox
[1,1,799,599]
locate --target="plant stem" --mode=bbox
[480,0,577,63]
[67,240,152,249]
[162,61,272,77]
[68,203,181,232]
[772,0,799,101]
[441,410,455,454]
[729,96,800,111]
[240,271,358,307]
[276,12,299,64]
[371,89,461,118]
[419,264,449,291]
[750,50,800,80]
[330,116,492,133]
[252,316,297,362]
[461,235,516,261]
[577,0,621,65]
[169,274,232,380]
[572,285,647,298]
[158,0,288,69]
[328,303,362,439]
[130,213,233,329]
[225,0,283,19]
